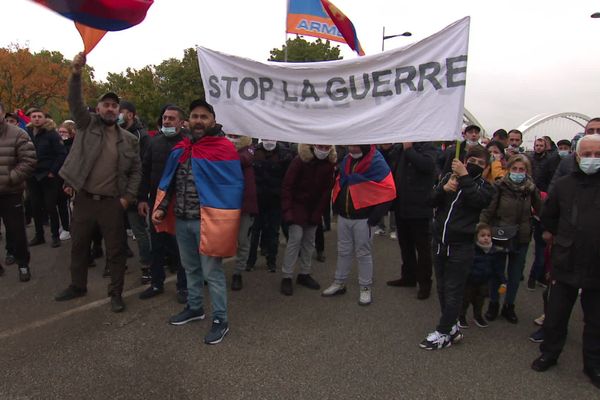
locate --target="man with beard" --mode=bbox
[55,52,141,313]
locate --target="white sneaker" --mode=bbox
[373,227,385,236]
[449,324,463,343]
[534,314,545,326]
[321,282,346,297]
[389,231,397,240]
[359,286,372,306]
[419,331,451,350]
[59,230,71,241]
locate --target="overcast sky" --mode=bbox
[2,0,599,136]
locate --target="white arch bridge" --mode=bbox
[464,111,591,149]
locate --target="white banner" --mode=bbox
[197,17,470,145]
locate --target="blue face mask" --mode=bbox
[579,157,600,175]
[509,172,526,184]
[558,150,569,158]
[161,126,177,137]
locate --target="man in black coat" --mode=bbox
[441,125,481,176]
[531,135,600,390]
[137,106,187,302]
[387,142,438,299]
[26,109,67,248]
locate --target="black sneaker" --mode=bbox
[485,301,500,321]
[531,355,557,372]
[280,278,293,296]
[231,273,243,291]
[267,264,276,273]
[140,268,152,285]
[176,289,188,304]
[5,253,16,266]
[55,285,87,301]
[111,295,125,313]
[169,306,205,326]
[458,315,469,329]
[474,315,489,328]
[28,236,45,246]
[501,303,519,324]
[139,285,164,300]
[527,276,536,291]
[204,319,229,345]
[50,236,61,248]
[296,274,320,290]
[18,265,31,282]
[529,328,544,343]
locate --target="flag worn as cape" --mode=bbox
[332,145,396,209]
[153,135,244,257]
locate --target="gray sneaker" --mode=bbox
[169,306,205,326]
[204,319,229,345]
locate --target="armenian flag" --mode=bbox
[153,135,244,258]
[332,146,396,210]
[286,0,365,56]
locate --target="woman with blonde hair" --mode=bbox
[480,154,542,323]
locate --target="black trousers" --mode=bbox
[149,217,186,291]
[28,176,60,238]
[541,280,600,369]
[433,241,473,334]
[395,217,433,288]
[461,281,487,318]
[315,221,324,253]
[248,207,281,267]
[0,193,30,266]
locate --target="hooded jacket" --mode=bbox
[542,168,600,289]
[0,122,36,194]
[480,175,542,244]
[432,172,495,245]
[232,135,258,215]
[26,119,67,181]
[124,117,150,161]
[282,144,336,226]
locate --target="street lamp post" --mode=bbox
[381,27,412,51]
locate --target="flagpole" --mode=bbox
[284,0,289,62]
[381,26,385,52]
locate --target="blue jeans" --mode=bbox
[528,219,546,282]
[175,218,227,321]
[489,243,530,305]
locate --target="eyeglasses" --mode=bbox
[586,128,600,135]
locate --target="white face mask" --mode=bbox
[262,140,277,151]
[350,152,363,159]
[578,157,600,175]
[161,126,177,137]
[466,139,479,146]
[314,147,330,160]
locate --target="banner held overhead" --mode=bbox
[197,17,470,145]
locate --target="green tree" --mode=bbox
[269,36,342,62]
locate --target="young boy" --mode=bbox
[459,223,495,329]
[419,146,495,350]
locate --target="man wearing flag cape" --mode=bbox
[152,99,244,345]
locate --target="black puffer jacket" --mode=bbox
[432,173,495,244]
[138,131,184,203]
[392,142,438,219]
[253,142,293,210]
[542,169,600,289]
[27,121,67,181]
[125,118,150,161]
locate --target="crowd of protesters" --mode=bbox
[0,52,598,388]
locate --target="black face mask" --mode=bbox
[466,163,484,178]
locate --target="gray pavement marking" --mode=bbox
[0,258,233,341]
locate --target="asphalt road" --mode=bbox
[0,224,596,399]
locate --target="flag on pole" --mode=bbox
[286,0,364,55]
[32,0,154,54]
